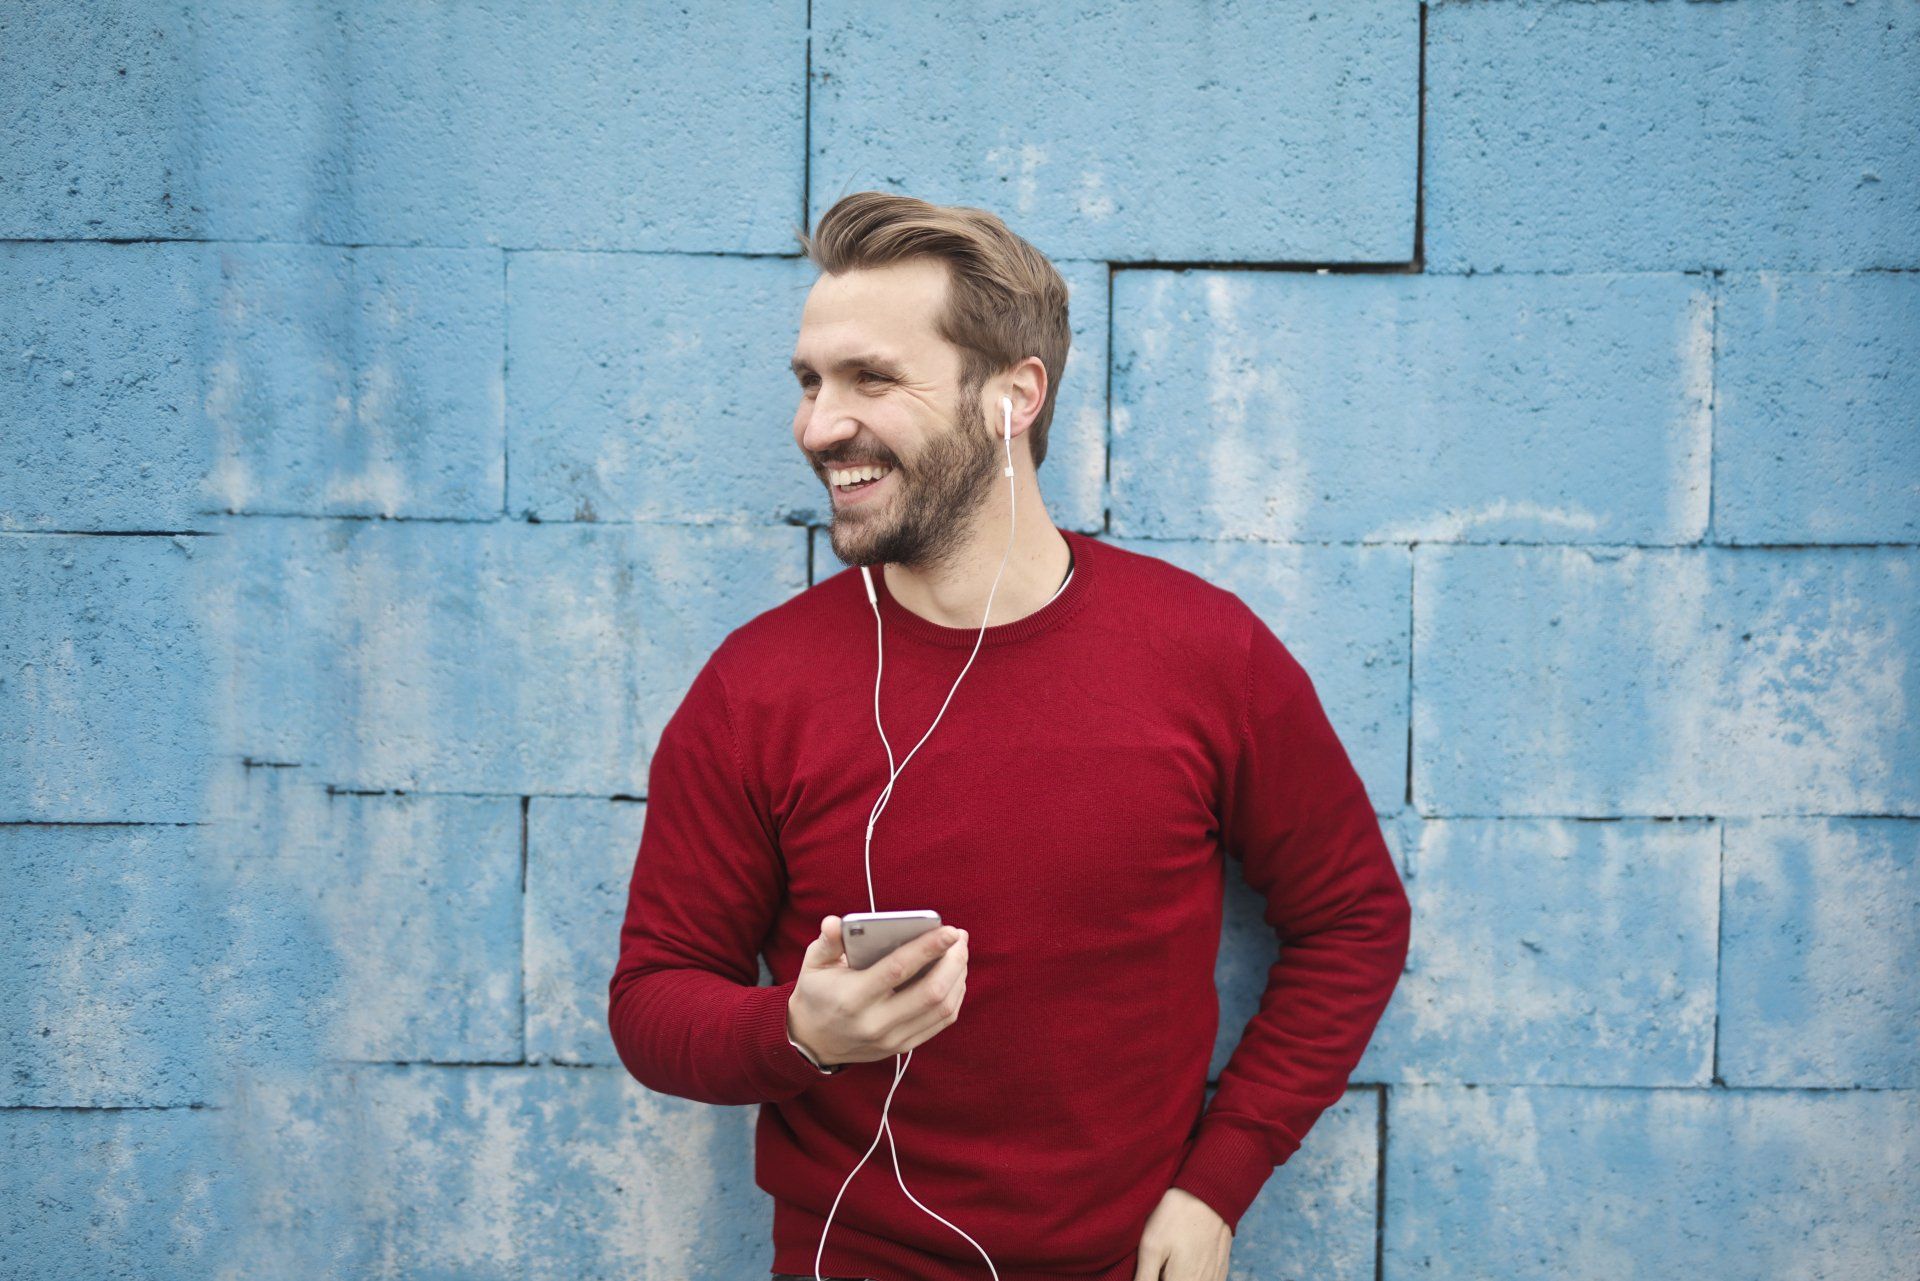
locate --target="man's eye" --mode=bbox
[796,372,890,389]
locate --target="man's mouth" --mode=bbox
[827,461,895,497]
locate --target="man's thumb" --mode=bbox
[808,915,846,966]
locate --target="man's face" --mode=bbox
[790,258,1002,571]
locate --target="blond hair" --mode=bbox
[794,191,1072,470]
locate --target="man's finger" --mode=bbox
[892,971,967,1052]
[862,924,962,997]
[1130,1241,1166,1281]
[879,944,967,1038]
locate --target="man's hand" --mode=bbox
[1132,1187,1232,1281]
[786,915,969,1066]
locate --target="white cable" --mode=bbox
[814,398,1022,1281]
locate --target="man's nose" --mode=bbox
[798,387,860,454]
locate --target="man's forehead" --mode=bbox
[791,261,949,370]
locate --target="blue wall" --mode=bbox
[4,2,1916,1277]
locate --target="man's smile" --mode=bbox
[828,464,897,507]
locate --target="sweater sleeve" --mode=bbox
[1170,611,1413,1233]
[606,649,832,1104]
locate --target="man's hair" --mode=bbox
[794,191,1071,470]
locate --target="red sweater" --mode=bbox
[608,527,1411,1281]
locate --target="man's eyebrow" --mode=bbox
[788,352,905,376]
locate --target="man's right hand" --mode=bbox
[786,915,969,1068]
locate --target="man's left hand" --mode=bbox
[1132,1187,1232,1281]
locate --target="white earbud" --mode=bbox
[1001,396,1013,477]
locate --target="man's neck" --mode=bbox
[881,504,1072,631]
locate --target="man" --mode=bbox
[608,191,1412,1281]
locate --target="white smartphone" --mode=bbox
[842,909,944,986]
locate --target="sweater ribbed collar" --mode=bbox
[866,527,1097,649]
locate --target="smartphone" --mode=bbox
[842,909,944,987]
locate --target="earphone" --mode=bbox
[822,396,1018,1281]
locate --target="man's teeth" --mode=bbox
[830,464,893,488]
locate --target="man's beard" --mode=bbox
[825,408,1003,575]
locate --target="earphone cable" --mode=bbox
[813,400,1019,1281]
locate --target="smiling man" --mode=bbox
[608,191,1411,1281]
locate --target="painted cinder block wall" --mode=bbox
[3,2,1916,1277]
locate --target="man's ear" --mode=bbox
[1003,357,1048,437]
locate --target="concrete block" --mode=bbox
[0,1,220,239]
[1715,271,1920,544]
[526,797,645,1064]
[214,1065,766,1280]
[0,1063,768,1280]
[1111,272,1710,542]
[1358,818,1717,1087]
[507,252,818,525]
[193,242,506,519]
[332,0,806,251]
[1,808,325,1107]
[2,1105,237,1281]
[1425,0,1920,271]
[210,763,524,1065]
[809,1,1416,262]
[0,1,807,252]
[193,516,806,795]
[1720,817,1919,1088]
[1414,545,1920,817]
[3,239,505,526]
[1385,1084,1920,1279]
[1,243,212,532]
[1,533,212,822]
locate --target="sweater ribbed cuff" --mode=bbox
[739,979,838,1098]
[1169,1118,1286,1235]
